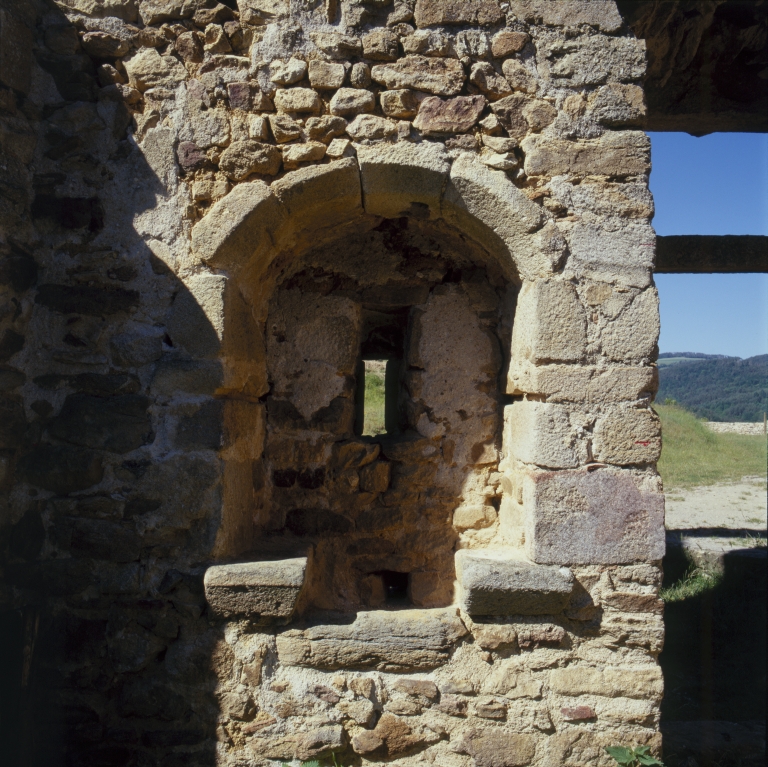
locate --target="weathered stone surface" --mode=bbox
[470,63,513,101]
[443,154,553,280]
[523,468,666,564]
[371,56,465,96]
[305,115,347,142]
[296,725,347,760]
[414,0,504,28]
[204,557,308,620]
[310,31,363,58]
[36,284,139,315]
[81,30,131,58]
[406,286,499,466]
[490,93,532,138]
[346,114,397,140]
[274,87,322,113]
[549,665,664,700]
[271,158,363,244]
[363,29,399,60]
[414,95,486,135]
[276,608,467,670]
[492,29,530,57]
[456,549,573,615]
[455,730,537,767]
[282,140,326,169]
[523,132,651,178]
[541,34,646,87]
[19,445,103,493]
[48,394,153,454]
[592,406,661,465]
[509,0,623,33]
[267,290,360,419]
[219,140,282,180]
[601,289,660,362]
[522,99,557,131]
[402,29,452,57]
[481,666,543,698]
[330,87,375,116]
[357,139,450,219]
[380,89,419,118]
[512,278,588,365]
[124,47,186,91]
[191,180,283,268]
[352,730,384,754]
[495,66,533,102]
[506,400,588,468]
[308,60,345,90]
[268,113,302,143]
[590,83,647,126]
[269,57,307,85]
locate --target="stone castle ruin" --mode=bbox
[1,0,765,765]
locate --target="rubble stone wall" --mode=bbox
[0,0,666,765]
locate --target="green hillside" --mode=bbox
[657,354,768,422]
[656,402,767,488]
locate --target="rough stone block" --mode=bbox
[511,279,587,364]
[540,34,646,87]
[191,180,284,269]
[271,158,362,247]
[508,362,658,404]
[522,131,651,178]
[592,406,661,465]
[505,401,586,468]
[454,730,537,767]
[443,153,550,281]
[308,60,345,89]
[167,273,228,358]
[414,0,505,28]
[509,0,623,33]
[357,140,450,220]
[523,468,666,564]
[549,665,663,701]
[601,288,660,362]
[18,445,103,493]
[276,608,467,670]
[273,87,322,114]
[456,549,574,615]
[204,557,308,620]
[370,56,465,96]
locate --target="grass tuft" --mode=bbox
[660,563,723,603]
[363,363,386,436]
[656,402,767,489]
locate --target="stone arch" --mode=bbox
[185,148,565,563]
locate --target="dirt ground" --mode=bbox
[664,476,767,532]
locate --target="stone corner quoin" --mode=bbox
[2,0,665,764]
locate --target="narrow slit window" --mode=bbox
[355,359,401,437]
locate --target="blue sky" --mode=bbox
[649,132,768,358]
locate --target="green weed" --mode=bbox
[605,744,665,766]
[363,364,386,436]
[660,562,722,603]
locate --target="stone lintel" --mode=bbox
[204,557,308,621]
[456,549,574,615]
[656,235,768,274]
[276,607,468,671]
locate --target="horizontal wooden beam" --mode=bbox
[655,235,768,273]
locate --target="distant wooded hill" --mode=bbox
[657,354,768,422]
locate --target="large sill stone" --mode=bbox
[204,557,308,622]
[456,549,574,616]
[276,607,468,671]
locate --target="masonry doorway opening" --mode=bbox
[262,217,511,613]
